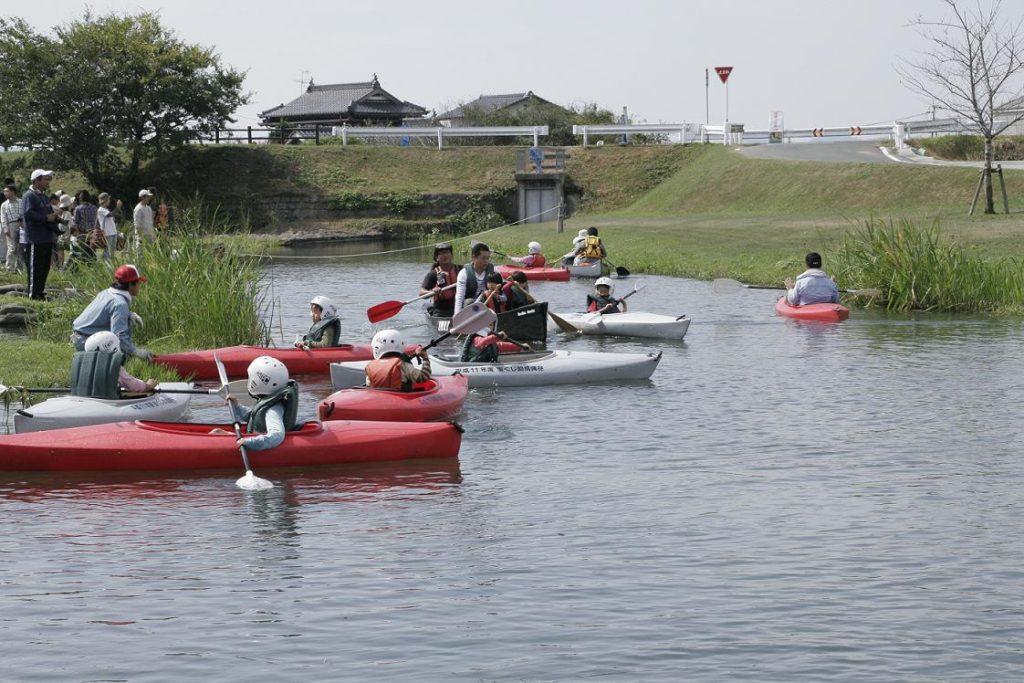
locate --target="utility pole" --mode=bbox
[705,67,709,124]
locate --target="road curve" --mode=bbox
[737,141,896,164]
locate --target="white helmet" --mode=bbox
[578,229,588,238]
[309,295,336,317]
[247,356,289,397]
[528,241,542,254]
[84,331,120,354]
[595,276,615,294]
[371,329,405,359]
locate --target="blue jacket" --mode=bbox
[72,287,139,356]
[20,188,57,245]
[232,403,286,451]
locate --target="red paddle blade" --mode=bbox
[367,300,404,323]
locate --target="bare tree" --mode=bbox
[898,0,1024,214]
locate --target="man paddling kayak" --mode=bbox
[364,329,432,391]
[224,356,300,451]
[78,331,158,396]
[587,277,627,313]
[572,227,607,266]
[71,264,152,362]
[784,252,840,306]
[294,295,341,349]
[420,242,459,318]
[454,242,496,315]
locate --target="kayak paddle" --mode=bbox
[548,311,582,336]
[605,260,630,278]
[214,353,273,492]
[367,283,457,323]
[711,277,881,297]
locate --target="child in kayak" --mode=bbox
[80,330,158,395]
[420,242,459,318]
[502,271,535,310]
[587,276,627,313]
[573,227,607,266]
[458,329,530,362]
[562,229,589,266]
[481,272,509,313]
[509,241,546,268]
[294,295,341,349]
[784,252,840,306]
[225,356,300,451]
[364,329,431,391]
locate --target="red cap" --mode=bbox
[114,264,147,284]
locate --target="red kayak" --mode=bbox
[155,344,376,379]
[318,375,469,422]
[496,264,570,282]
[775,297,850,322]
[0,420,462,472]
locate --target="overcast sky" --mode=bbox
[9,0,998,129]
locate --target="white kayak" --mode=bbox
[567,261,606,278]
[548,311,691,340]
[331,350,661,389]
[13,382,195,434]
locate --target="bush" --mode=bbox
[909,134,1024,161]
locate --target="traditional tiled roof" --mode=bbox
[261,77,426,121]
[438,91,555,120]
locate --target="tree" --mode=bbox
[0,12,248,192]
[457,101,616,146]
[899,0,1024,214]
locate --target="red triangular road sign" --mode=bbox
[714,66,733,83]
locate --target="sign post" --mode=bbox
[769,110,784,144]
[715,66,733,121]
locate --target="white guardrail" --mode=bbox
[332,125,549,149]
[575,119,964,146]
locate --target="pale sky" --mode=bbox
[7,0,988,129]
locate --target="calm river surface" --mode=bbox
[3,242,1024,680]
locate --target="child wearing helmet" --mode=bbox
[509,241,546,268]
[295,295,341,349]
[573,227,607,266]
[80,330,158,395]
[587,277,626,314]
[226,356,300,451]
[364,329,431,391]
[562,229,589,266]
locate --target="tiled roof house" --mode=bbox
[437,91,561,126]
[260,75,427,127]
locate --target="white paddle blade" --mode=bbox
[236,470,274,491]
[711,278,743,294]
[450,302,497,335]
[213,353,231,388]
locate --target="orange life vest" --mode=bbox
[434,265,458,302]
[365,357,406,391]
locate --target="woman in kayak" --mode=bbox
[587,277,627,313]
[502,271,535,310]
[454,242,495,315]
[509,241,546,268]
[294,295,341,349]
[364,329,431,391]
[420,242,459,318]
[226,356,300,451]
[784,252,840,306]
[573,227,607,266]
[81,331,158,395]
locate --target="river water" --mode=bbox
[3,242,1024,680]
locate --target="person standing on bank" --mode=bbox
[2,184,23,272]
[453,242,496,315]
[71,264,153,362]
[133,189,156,245]
[21,170,65,300]
[97,193,123,261]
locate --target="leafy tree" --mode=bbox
[457,100,616,146]
[0,12,248,193]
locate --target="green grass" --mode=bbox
[909,134,1024,161]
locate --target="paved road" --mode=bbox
[737,141,895,164]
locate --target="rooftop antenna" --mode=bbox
[294,69,311,94]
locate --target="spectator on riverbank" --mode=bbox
[97,193,123,261]
[2,184,23,272]
[133,189,155,245]
[54,193,73,267]
[21,169,63,300]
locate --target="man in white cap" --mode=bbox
[21,169,63,299]
[133,189,155,245]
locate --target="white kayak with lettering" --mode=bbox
[13,382,194,434]
[331,350,661,389]
[548,311,691,340]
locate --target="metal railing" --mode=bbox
[189,124,550,149]
[573,123,702,146]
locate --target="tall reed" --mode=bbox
[836,218,1024,312]
[32,236,270,350]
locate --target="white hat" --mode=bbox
[528,241,542,254]
[58,194,73,208]
[30,169,54,181]
[138,189,154,198]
